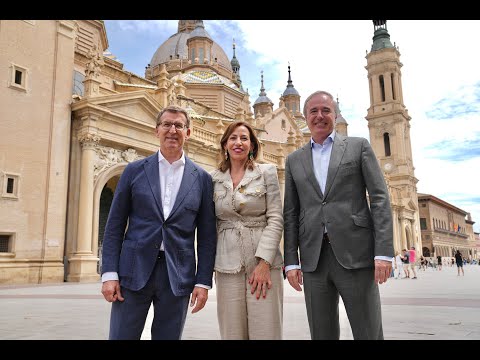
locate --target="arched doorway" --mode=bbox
[422,247,430,257]
[93,164,125,275]
[97,181,116,273]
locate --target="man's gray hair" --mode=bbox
[156,105,191,128]
[303,90,337,118]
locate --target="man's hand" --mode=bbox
[286,268,303,291]
[374,259,392,285]
[190,287,208,314]
[101,280,124,302]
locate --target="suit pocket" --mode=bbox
[243,184,267,197]
[339,161,358,175]
[118,241,136,276]
[175,249,195,289]
[352,214,373,229]
[184,195,200,213]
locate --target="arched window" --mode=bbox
[383,132,391,156]
[379,75,385,102]
[72,70,84,97]
[391,73,396,100]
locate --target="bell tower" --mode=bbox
[365,20,422,254]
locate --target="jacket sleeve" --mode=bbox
[360,138,394,258]
[101,163,133,274]
[194,170,217,287]
[254,164,284,264]
[283,155,301,266]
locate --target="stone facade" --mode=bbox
[418,194,477,260]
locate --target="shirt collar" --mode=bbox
[310,131,335,148]
[157,150,186,166]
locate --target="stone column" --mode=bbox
[400,217,407,250]
[391,208,399,253]
[67,131,101,282]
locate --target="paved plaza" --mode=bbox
[0,263,479,340]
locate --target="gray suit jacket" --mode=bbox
[283,133,394,272]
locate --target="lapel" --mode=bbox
[169,157,198,217]
[324,133,347,199]
[300,143,323,199]
[143,151,164,221]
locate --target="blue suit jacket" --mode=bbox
[101,152,217,296]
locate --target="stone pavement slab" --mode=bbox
[0,263,479,340]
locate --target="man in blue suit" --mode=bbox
[101,105,217,340]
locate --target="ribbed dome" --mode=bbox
[283,86,299,97]
[253,95,273,106]
[189,25,212,40]
[149,32,232,71]
[231,56,240,68]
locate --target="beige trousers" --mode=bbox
[215,269,283,340]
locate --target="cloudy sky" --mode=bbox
[104,20,480,232]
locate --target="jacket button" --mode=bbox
[322,201,327,205]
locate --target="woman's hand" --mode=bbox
[248,259,272,299]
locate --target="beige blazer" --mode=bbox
[211,163,284,275]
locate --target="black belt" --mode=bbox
[323,233,330,243]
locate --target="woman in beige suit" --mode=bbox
[211,121,284,339]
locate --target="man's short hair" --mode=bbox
[156,105,191,128]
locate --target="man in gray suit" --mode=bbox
[283,90,393,340]
[101,105,217,340]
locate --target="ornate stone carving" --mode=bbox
[375,122,395,137]
[122,148,141,163]
[93,146,144,180]
[78,133,100,150]
[85,44,104,79]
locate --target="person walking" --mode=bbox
[395,252,404,279]
[409,246,418,279]
[455,250,464,276]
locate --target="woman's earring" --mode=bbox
[224,150,229,161]
[248,151,253,160]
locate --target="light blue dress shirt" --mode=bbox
[285,132,391,273]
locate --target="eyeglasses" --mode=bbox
[159,122,187,131]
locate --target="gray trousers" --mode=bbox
[303,239,384,340]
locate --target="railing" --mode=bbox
[263,151,278,164]
[192,126,217,145]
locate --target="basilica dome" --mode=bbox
[149,21,232,72]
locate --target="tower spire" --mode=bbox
[230,38,243,90]
[371,20,394,52]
